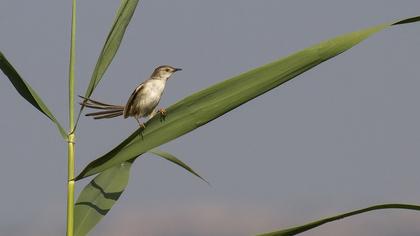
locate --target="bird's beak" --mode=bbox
[174,68,182,72]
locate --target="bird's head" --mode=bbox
[151,65,182,80]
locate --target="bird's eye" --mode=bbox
[166,69,171,72]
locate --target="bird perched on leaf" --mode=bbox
[80,65,182,128]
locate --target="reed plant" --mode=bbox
[1,1,419,235]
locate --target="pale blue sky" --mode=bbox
[1,1,420,235]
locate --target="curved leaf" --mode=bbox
[74,160,133,236]
[83,0,139,99]
[149,149,209,185]
[76,16,420,180]
[75,0,140,130]
[73,148,204,235]
[0,52,67,138]
[256,203,420,236]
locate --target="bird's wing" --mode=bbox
[123,82,144,118]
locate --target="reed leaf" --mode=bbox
[149,149,209,185]
[74,160,133,236]
[0,52,67,138]
[256,204,420,236]
[74,149,204,235]
[76,16,420,180]
[74,0,140,132]
[83,0,139,99]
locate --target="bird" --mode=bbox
[80,65,182,128]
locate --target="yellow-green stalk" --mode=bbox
[67,0,76,235]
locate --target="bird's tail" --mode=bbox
[79,95,124,119]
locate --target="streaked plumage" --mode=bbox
[81,65,181,127]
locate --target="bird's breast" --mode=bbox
[133,80,166,117]
[142,80,166,98]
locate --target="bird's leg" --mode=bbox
[135,117,146,129]
[134,117,146,139]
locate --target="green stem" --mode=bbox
[67,0,76,235]
[67,134,75,236]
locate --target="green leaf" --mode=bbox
[83,0,139,101]
[76,16,420,180]
[0,52,67,138]
[74,160,133,236]
[74,0,140,131]
[256,203,420,236]
[73,149,201,235]
[149,149,209,185]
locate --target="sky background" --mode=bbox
[1,0,420,235]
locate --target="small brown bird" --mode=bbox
[80,65,182,128]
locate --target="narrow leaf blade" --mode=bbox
[257,204,420,236]
[83,0,139,100]
[149,149,209,185]
[76,16,420,180]
[74,0,139,131]
[0,52,67,138]
[74,160,133,236]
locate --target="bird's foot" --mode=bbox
[158,108,167,117]
[158,108,167,121]
[139,123,146,129]
[136,122,146,139]
[135,118,146,130]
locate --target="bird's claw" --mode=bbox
[158,108,167,117]
[135,118,146,130]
